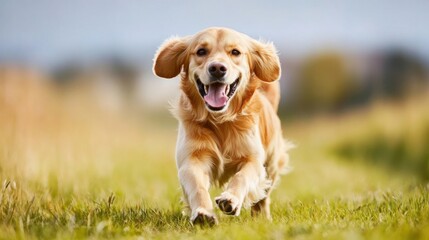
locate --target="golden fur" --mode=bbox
[153,27,290,225]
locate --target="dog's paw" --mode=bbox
[215,192,242,216]
[191,208,218,227]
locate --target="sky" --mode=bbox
[1,0,429,67]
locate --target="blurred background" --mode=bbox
[1,0,429,205]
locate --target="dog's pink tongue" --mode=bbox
[204,83,228,108]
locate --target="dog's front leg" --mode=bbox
[215,160,267,216]
[178,161,217,226]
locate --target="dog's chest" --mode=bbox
[220,132,248,158]
[213,121,265,165]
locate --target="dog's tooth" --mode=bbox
[204,85,208,94]
[225,84,229,94]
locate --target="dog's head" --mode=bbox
[153,27,280,114]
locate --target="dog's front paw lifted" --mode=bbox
[191,207,218,227]
[215,192,242,216]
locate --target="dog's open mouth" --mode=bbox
[196,77,240,111]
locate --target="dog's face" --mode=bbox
[188,29,249,112]
[153,27,280,113]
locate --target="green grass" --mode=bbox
[1,80,429,239]
[1,184,429,239]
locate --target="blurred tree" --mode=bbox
[378,50,428,98]
[293,51,357,113]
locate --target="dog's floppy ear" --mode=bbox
[250,40,281,82]
[153,37,189,78]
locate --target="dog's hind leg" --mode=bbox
[251,149,290,220]
[251,196,272,220]
[250,172,276,220]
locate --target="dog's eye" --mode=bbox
[196,48,207,56]
[231,49,241,56]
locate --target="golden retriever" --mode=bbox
[153,27,291,226]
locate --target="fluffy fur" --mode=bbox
[153,27,291,225]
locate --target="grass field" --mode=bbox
[1,77,429,239]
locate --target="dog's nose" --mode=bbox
[208,62,227,79]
